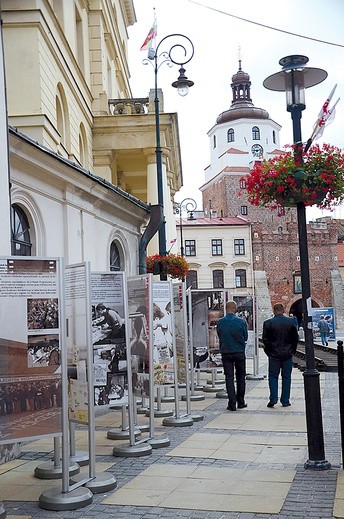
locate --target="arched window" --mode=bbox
[56,95,65,143]
[186,270,198,289]
[79,123,87,167]
[110,241,121,271]
[75,5,85,73]
[227,128,234,142]
[235,269,247,288]
[272,130,276,144]
[252,126,260,140]
[56,84,70,154]
[213,135,216,148]
[11,204,32,256]
[278,226,283,236]
[213,269,224,288]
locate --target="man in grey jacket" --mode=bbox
[262,303,299,408]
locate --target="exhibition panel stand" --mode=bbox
[66,265,117,494]
[112,275,155,457]
[161,281,193,427]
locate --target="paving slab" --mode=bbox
[103,462,295,514]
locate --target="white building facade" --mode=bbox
[176,214,253,295]
[1,0,182,268]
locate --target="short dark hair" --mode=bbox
[273,303,284,314]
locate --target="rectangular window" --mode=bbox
[211,239,222,256]
[234,239,245,255]
[241,206,248,215]
[294,274,302,293]
[235,269,247,288]
[186,270,198,289]
[213,269,224,288]
[185,239,196,256]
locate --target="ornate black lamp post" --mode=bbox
[175,197,197,257]
[264,55,330,470]
[143,35,194,279]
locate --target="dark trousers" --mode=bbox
[268,356,293,405]
[221,351,246,408]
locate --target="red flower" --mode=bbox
[146,254,189,280]
[240,143,344,211]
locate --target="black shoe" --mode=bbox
[326,342,328,346]
[238,403,247,409]
[282,402,291,407]
[227,405,237,411]
[267,401,277,408]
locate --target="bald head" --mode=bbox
[226,300,237,314]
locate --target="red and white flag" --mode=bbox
[140,17,157,51]
[305,85,340,151]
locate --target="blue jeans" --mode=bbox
[320,332,328,346]
[221,351,246,408]
[268,356,293,405]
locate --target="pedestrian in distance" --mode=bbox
[289,312,299,330]
[262,303,299,408]
[216,300,248,411]
[317,315,331,346]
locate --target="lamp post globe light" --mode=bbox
[143,35,194,280]
[264,55,331,470]
[176,197,197,257]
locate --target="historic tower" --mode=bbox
[200,61,343,328]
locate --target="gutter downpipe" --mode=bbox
[139,204,163,274]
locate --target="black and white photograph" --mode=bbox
[27,298,59,330]
[127,275,151,397]
[27,334,60,368]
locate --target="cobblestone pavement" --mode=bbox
[2,368,342,519]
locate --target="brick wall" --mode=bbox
[202,174,339,317]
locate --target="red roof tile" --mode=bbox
[177,216,249,226]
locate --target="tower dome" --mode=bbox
[216,60,269,123]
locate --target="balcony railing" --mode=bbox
[108,98,149,115]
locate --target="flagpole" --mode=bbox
[304,85,340,152]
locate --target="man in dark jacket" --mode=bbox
[262,303,299,408]
[217,300,248,411]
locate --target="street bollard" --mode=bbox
[337,340,344,468]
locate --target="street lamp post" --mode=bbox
[143,35,194,279]
[264,55,330,470]
[176,197,197,257]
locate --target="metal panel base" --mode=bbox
[203,385,224,392]
[136,422,150,432]
[137,406,149,414]
[162,416,193,427]
[107,427,141,440]
[191,413,204,422]
[71,472,117,493]
[160,395,175,402]
[70,451,89,466]
[147,435,171,448]
[112,443,152,457]
[34,461,80,480]
[146,408,174,417]
[181,394,205,401]
[39,487,93,511]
